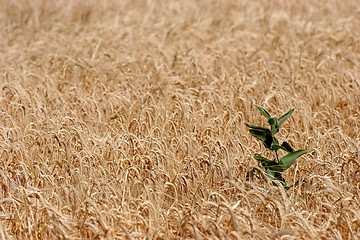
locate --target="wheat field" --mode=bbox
[0,0,359,239]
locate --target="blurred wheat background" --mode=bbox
[0,0,359,239]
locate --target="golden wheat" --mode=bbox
[0,0,359,239]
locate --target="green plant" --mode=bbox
[245,106,307,189]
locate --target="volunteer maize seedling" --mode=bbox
[246,106,307,189]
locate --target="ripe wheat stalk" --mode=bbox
[0,0,359,239]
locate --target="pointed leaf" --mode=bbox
[249,129,273,149]
[268,163,283,173]
[266,169,276,180]
[279,150,307,171]
[266,169,286,184]
[253,156,277,168]
[253,156,271,162]
[281,141,294,153]
[278,109,294,126]
[249,129,267,142]
[245,123,269,131]
[256,106,271,120]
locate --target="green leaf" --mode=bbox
[245,123,269,131]
[268,162,283,172]
[249,129,267,142]
[253,155,271,162]
[266,169,285,184]
[254,158,286,186]
[270,137,282,151]
[279,150,307,171]
[256,106,271,120]
[273,137,279,145]
[278,109,294,127]
[274,171,286,183]
[268,117,279,135]
[254,156,277,168]
[266,169,276,180]
[281,141,294,153]
[254,156,283,173]
[270,144,288,151]
[249,129,274,149]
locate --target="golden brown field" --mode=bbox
[0,0,359,239]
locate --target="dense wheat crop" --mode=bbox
[0,0,359,239]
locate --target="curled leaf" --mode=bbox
[249,129,273,149]
[268,117,279,135]
[279,150,307,171]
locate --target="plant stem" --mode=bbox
[275,150,279,163]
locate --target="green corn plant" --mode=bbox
[245,106,307,189]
